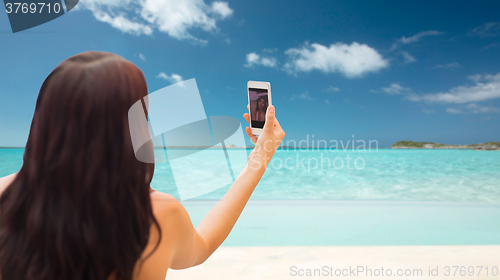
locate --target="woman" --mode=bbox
[252,97,267,122]
[0,51,285,280]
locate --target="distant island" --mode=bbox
[391,141,500,150]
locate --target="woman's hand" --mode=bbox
[243,104,285,169]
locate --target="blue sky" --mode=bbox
[1,0,499,147]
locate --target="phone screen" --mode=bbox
[249,88,269,129]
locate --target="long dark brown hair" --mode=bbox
[256,97,268,112]
[0,51,161,280]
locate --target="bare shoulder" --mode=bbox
[149,190,194,243]
[149,191,186,221]
[0,173,18,196]
[150,191,180,208]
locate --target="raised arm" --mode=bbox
[168,105,284,269]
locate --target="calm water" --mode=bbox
[2,148,500,245]
[1,148,499,203]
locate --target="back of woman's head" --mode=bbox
[0,51,160,280]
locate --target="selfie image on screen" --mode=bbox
[249,88,269,129]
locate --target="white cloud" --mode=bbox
[446,103,500,114]
[284,42,388,78]
[211,1,233,17]
[468,22,500,38]
[325,100,330,104]
[400,30,443,44]
[139,53,146,61]
[408,74,500,103]
[290,92,314,100]
[91,8,153,35]
[482,42,500,50]
[374,83,411,95]
[435,62,461,69]
[446,107,465,114]
[262,48,278,53]
[467,74,482,82]
[422,109,435,114]
[245,52,277,68]
[326,86,340,92]
[79,0,233,42]
[391,30,443,50]
[401,51,416,63]
[157,72,184,84]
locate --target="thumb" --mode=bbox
[263,105,275,131]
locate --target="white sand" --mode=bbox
[167,246,500,279]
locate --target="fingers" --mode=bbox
[273,116,282,130]
[263,105,275,131]
[244,104,257,144]
[245,127,258,143]
[243,113,250,124]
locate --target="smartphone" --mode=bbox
[247,81,272,135]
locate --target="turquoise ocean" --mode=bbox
[2,148,500,246]
[152,148,500,203]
